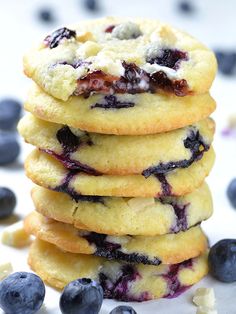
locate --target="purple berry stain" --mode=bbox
[97,258,194,301]
[163,259,193,298]
[105,25,115,33]
[91,95,135,109]
[147,49,188,70]
[54,169,102,203]
[99,264,148,302]
[142,128,209,196]
[82,232,161,265]
[75,61,189,97]
[160,198,189,232]
[43,126,100,174]
[44,27,76,49]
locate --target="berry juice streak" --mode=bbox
[54,170,103,203]
[98,258,193,302]
[163,259,193,298]
[76,61,189,97]
[82,232,161,265]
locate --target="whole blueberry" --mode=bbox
[0,131,20,165]
[109,305,137,314]
[38,8,55,23]
[177,1,195,14]
[0,98,22,130]
[0,272,45,314]
[83,0,99,12]
[227,178,236,208]
[0,187,16,219]
[60,278,103,314]
[215,50,236,76]
[209,239,236,282]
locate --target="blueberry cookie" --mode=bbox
[24,17,217,101]
[29,239,208,301]
[24,85,216,135]
[19,114,214,175]
[31,183,213,236]
[25,212,207,265]
[25,148,215,197]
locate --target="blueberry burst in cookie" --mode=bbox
[29,239,209,301]
[25,212,208,266]
[24,17,217,101]
[19,115,214,177]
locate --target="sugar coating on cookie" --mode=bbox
[24,17,217,101]
[31,183,213,236]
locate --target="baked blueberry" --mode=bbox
[0,98,22,130]
[59,278,103,314]
[146,48,187,70]
[227,178,236,208]
[0,187,16,219]
[109,306,137,314]
[0,272,45,314]
[0,131,20,165]
[91,95,135,109]
[44,27,76,49]
[208,239,236,282]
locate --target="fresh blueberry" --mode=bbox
[109,306,137,314]
[0,187,16,219]
[0,98,22,130]
[0,131,20,165]
[38,8,55,23]
[60,278,103,314]
[0,272,45,314]
[177,1,195,14]
[83,0,99,12]
[227,178,236,208]
[215,50,236,76]
[208,239,236,282]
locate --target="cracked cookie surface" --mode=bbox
[31,183,213,236]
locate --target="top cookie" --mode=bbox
[24,17,217,101]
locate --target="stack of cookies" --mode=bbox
[18,17,217,301]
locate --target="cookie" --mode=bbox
[29,239,208,301]
[18,114,214,175]
[25,148,215,197]
[23,17,217,101]
[25,211,208,265]
[24,84,216,135]
[31,183,213,236]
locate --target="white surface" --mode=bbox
[0,0,236,313]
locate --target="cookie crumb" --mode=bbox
[0,261,13,280]
[1,221,31,247]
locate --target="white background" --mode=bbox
[0,0,236,313]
